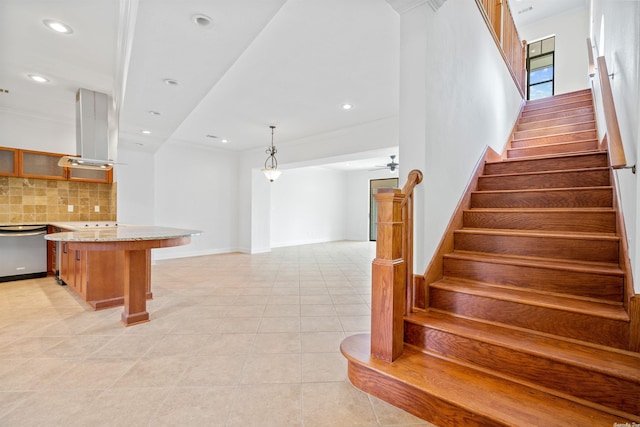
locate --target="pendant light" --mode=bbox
[262,125,282,182]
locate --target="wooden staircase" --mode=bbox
[342,89,640,426]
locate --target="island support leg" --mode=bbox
[121,249,151,326]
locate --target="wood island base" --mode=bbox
[49,234,195,327]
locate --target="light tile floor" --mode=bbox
[0,241,434,427]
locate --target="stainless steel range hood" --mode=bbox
[58,89,115,170]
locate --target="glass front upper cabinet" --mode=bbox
[0,147,19,176]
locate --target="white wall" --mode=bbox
[270,167,347,247]
[116,147,155,225]
[396,0,524,273]
[237,117,399,253]
[0,111,74,154]
[345,168,399,241]
[518,6,590,95]
[250,168,272,253]
[151,141,240,260]
[591,0,640,292]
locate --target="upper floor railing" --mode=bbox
[476,0,527,96]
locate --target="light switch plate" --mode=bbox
[67,205,73,212]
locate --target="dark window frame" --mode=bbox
[526,36,555,100]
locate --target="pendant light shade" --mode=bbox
[262,125,281,182]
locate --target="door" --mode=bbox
[369,178,399,241]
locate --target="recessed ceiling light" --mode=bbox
[27,74,50,83]
[342,103,353,110]
[141,130,151,134]
[148,110,161,116]
[43,19,73,34]
[221,139,229,144]
[163,78,179,86]
[192,14,213,28]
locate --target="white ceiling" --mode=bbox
[1,0,585,171]
[507,0,587,28]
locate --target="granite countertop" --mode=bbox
[45,224,202,242]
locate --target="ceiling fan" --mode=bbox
[370,155,399,172]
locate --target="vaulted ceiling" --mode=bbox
[1,0,587,165]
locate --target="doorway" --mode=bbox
[369,178,399,241]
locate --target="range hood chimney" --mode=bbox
[58,88,114,170]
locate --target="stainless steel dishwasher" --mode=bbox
[0,225,48,282]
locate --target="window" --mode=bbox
[527,36,555,100]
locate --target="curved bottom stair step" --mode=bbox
[341,333,639,427]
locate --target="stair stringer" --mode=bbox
[418,145,502,310]
[609,157,639,351]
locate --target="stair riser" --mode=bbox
[347,361,502,427]
[484,153,608,175]
[429,288,629,348]
[463,211,617,233]
[507,140,599,158]
[453,233,619,264]
[526,89,591,104]
[511,130,598,148]
[514,122,596,140]
[517,113,595,131]
[404,323,640,415]
[525,90,591,104]
[524,94,593,112]
[477,169,610,191]
[470,188,613,209]
[519,107,594,124]
[522,100,593,116]
[443,257,623,300]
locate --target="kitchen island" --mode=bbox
[46,225,200,326]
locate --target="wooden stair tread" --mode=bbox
[444,250,623,276]
[454,227,620,244]
[481,166,609,179]
[512,132,597,144]
[519,108,597,125]
[456,227,619,240]
[465,207,616,213]
[522,100,594,115]
[517,112,595,129]
[485,150,605,166]
[431,278,629,321]
[525,91,592,106]
[406,310,640,381]
[514,120,596,136]
[472,185,613,198]
[341,334,634,426]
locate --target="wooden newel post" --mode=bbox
[371,188,406,362]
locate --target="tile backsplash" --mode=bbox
[0,177,116,224]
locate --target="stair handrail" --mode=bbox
[589,38,628,169]
[371,169,423,362]
[596,56,627,169]
[586,38,595,78]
